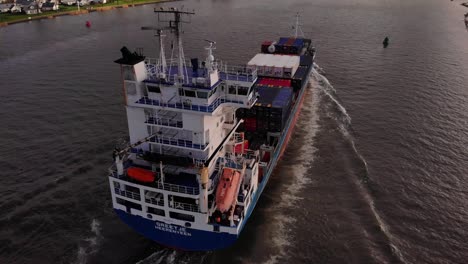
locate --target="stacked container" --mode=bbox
[247,53,300,78]
[291,66,309,91]
[237,86,294,134]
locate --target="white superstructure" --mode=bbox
[107,9,315,251]
[109,8,263,237]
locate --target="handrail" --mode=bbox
[145,198,165,207]
[154,181,200,195]
[110,173,200,195]
[144,59,258,84]
[114,188,141,201]
[170,201,200,213]
[149,136,208,150]
[146,116,183,128]
[135,91,255,113]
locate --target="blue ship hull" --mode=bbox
[115,209,238,251]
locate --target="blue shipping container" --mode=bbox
[277,37,289,46]
[293,38,304,48]
[272,88,293,108]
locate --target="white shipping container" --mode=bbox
[247,53,300,78]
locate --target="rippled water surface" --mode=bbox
[1,0,468,263]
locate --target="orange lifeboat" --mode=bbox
[127,167,155,183]
[216,168,241,213]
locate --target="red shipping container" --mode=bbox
[258,78,292,88]
[262,151,271,162]
[285,38,296,46]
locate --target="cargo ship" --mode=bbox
[109,8,315,251]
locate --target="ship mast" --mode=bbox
[154,7,195,83]
[140,27,167,79]
[156,29,167,78]
[293,12,304,38]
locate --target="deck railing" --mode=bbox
[149,136,208,150]
[135,93,255,113]
[114,188,141,201]
[154,181,200,195]
[145,198,165,207]
[111,173,200,196]
[146,116,183,128]
[170,201,201,213]
[145,58,257,83]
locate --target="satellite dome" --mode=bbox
[268,44,275,53]
[208,54,215,61]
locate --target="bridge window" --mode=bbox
[123,66,135,81]
[238,86,248,95]
[147,85,161,93]
[228,85,237,95]
[209,87,217,97]
[184,90,196,97]
[197,91,208,99]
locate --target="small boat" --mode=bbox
[383,37,389,48]
[216,168,242,213]
[86,21,91,28]
[127,167,155,183]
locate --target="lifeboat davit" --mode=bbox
[127,167,155,183]
[216,168,241,213]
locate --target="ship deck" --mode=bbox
[111,158,220,195]
[145,65,256,88]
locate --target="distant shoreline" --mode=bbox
[0,0,177,27]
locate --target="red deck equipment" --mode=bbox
[127,167,155,183]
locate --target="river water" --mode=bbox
[1,0,468,263]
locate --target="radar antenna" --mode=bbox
[153,7,195,84]
[204,39,217,72]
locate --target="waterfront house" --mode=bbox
[60,0,76,5]
[15,0,41,14]
[23,3,40,14]
[77,0,90,6]
[0,3,12,12]
[9,2,21,12]
[41,0,58,11]
[16,0,40,14]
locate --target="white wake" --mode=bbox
[73,219,103,264]
[263,67,322,264]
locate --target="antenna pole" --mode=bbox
[292,12,305,38]
[157,29,167,76]
[153,8,195,84]
[295,13,299,38]
[174,12,184,82]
